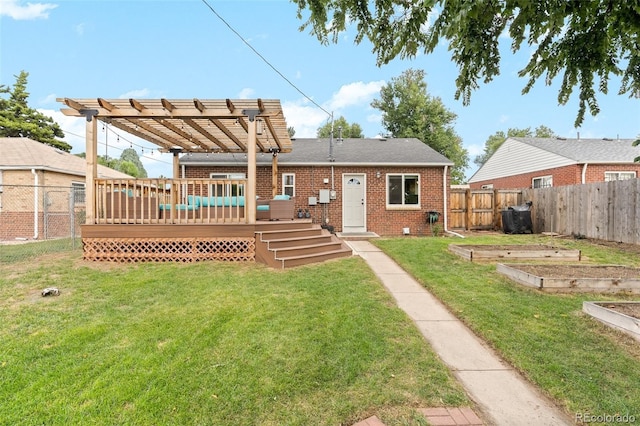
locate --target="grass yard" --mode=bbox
[0,249,468,426]
[375,234,640,420]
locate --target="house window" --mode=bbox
[387,174,419,206]
[604,171,636,181]
[210,173,245,196]
[282,173,295,197]
[532,176,553,188]
[71,182,85,204]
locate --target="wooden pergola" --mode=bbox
[57,98,293,224]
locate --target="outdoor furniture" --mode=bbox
[187,195,246,220]
[256,195,295,220]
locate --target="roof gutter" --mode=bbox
[32,169,39,240]
[442,165,464,238]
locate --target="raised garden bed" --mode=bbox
[583,302,640,342]
[497,264,640,293]
[448,244,581,262]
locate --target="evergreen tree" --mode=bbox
[0,70,71,151]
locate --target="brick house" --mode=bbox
[0,137,131,241]
[180,137,454,236]
[468,137,640,189]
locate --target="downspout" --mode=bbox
[581,163,588,184]
[32,169,39,239]
[442,165,465,238]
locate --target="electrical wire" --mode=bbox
[62,128,172,165]
[199,0,332,119]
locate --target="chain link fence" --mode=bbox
[0,185,85,264]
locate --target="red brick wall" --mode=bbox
[0,212,45,241]
[184,164,449,236]
[470,164,640,189]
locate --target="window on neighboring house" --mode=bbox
[532,176,553,188]
[210,173,245,197]
[604,171,636,181]
[387,174,419,206]
[282,173,295,197]
[71,182,85,204]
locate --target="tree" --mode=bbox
[317,116,363,138]
[474,125,556,167]
[293,1,640,127]
[75,148,147,178]
[371,69,468,183]
[120,148,148,178]
[0,70,71,151]
[287,126,296,138]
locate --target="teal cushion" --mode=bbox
[274,194,290,200]
[159,204,198,211]
[187,195,200,207]
[257,205,270,211]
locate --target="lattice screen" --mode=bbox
[83,237,255,262]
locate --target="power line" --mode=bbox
[199,0,332,119]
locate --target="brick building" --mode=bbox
[180,137,453,236]
[468,137,640,189]
[0,137,131,241]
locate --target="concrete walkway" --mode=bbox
[347,240,572,426]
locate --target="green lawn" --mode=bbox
[0,250,467,426]
[375,234,640,420]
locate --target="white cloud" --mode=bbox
[499,114,509,123]
[0,0,57,20]
[40,109,86,153]
[282,99,331,138]
[75,23,86,36]
[238,88,254,99]
[118,88,151,99]
[326,80,385,111]
[40,93,58,105]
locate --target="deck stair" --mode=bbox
[255,222,353,268]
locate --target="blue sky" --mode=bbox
[2,0,639,179]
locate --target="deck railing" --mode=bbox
[93,178,248,224]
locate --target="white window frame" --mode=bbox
[604,171,636,182]
[386,173,420,208]
[71,181,86,204]
[209,173,246,197]
[282,173,295,197]
[532,175,553,189]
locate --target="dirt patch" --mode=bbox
[513,264,640,279]
[454,244,566,251]
[598,303,640,320]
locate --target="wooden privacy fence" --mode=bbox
[449,189,524,231]
[522,179,640,244]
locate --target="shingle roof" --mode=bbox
[0,137,132,178]
[179,137,454,166]
[514,137,639,163]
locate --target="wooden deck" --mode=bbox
[81,220,352,267]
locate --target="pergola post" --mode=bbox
[85,113,98,224]
[246,116,257,224]
[271,153,278,198]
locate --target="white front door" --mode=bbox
[342,174,366,232]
